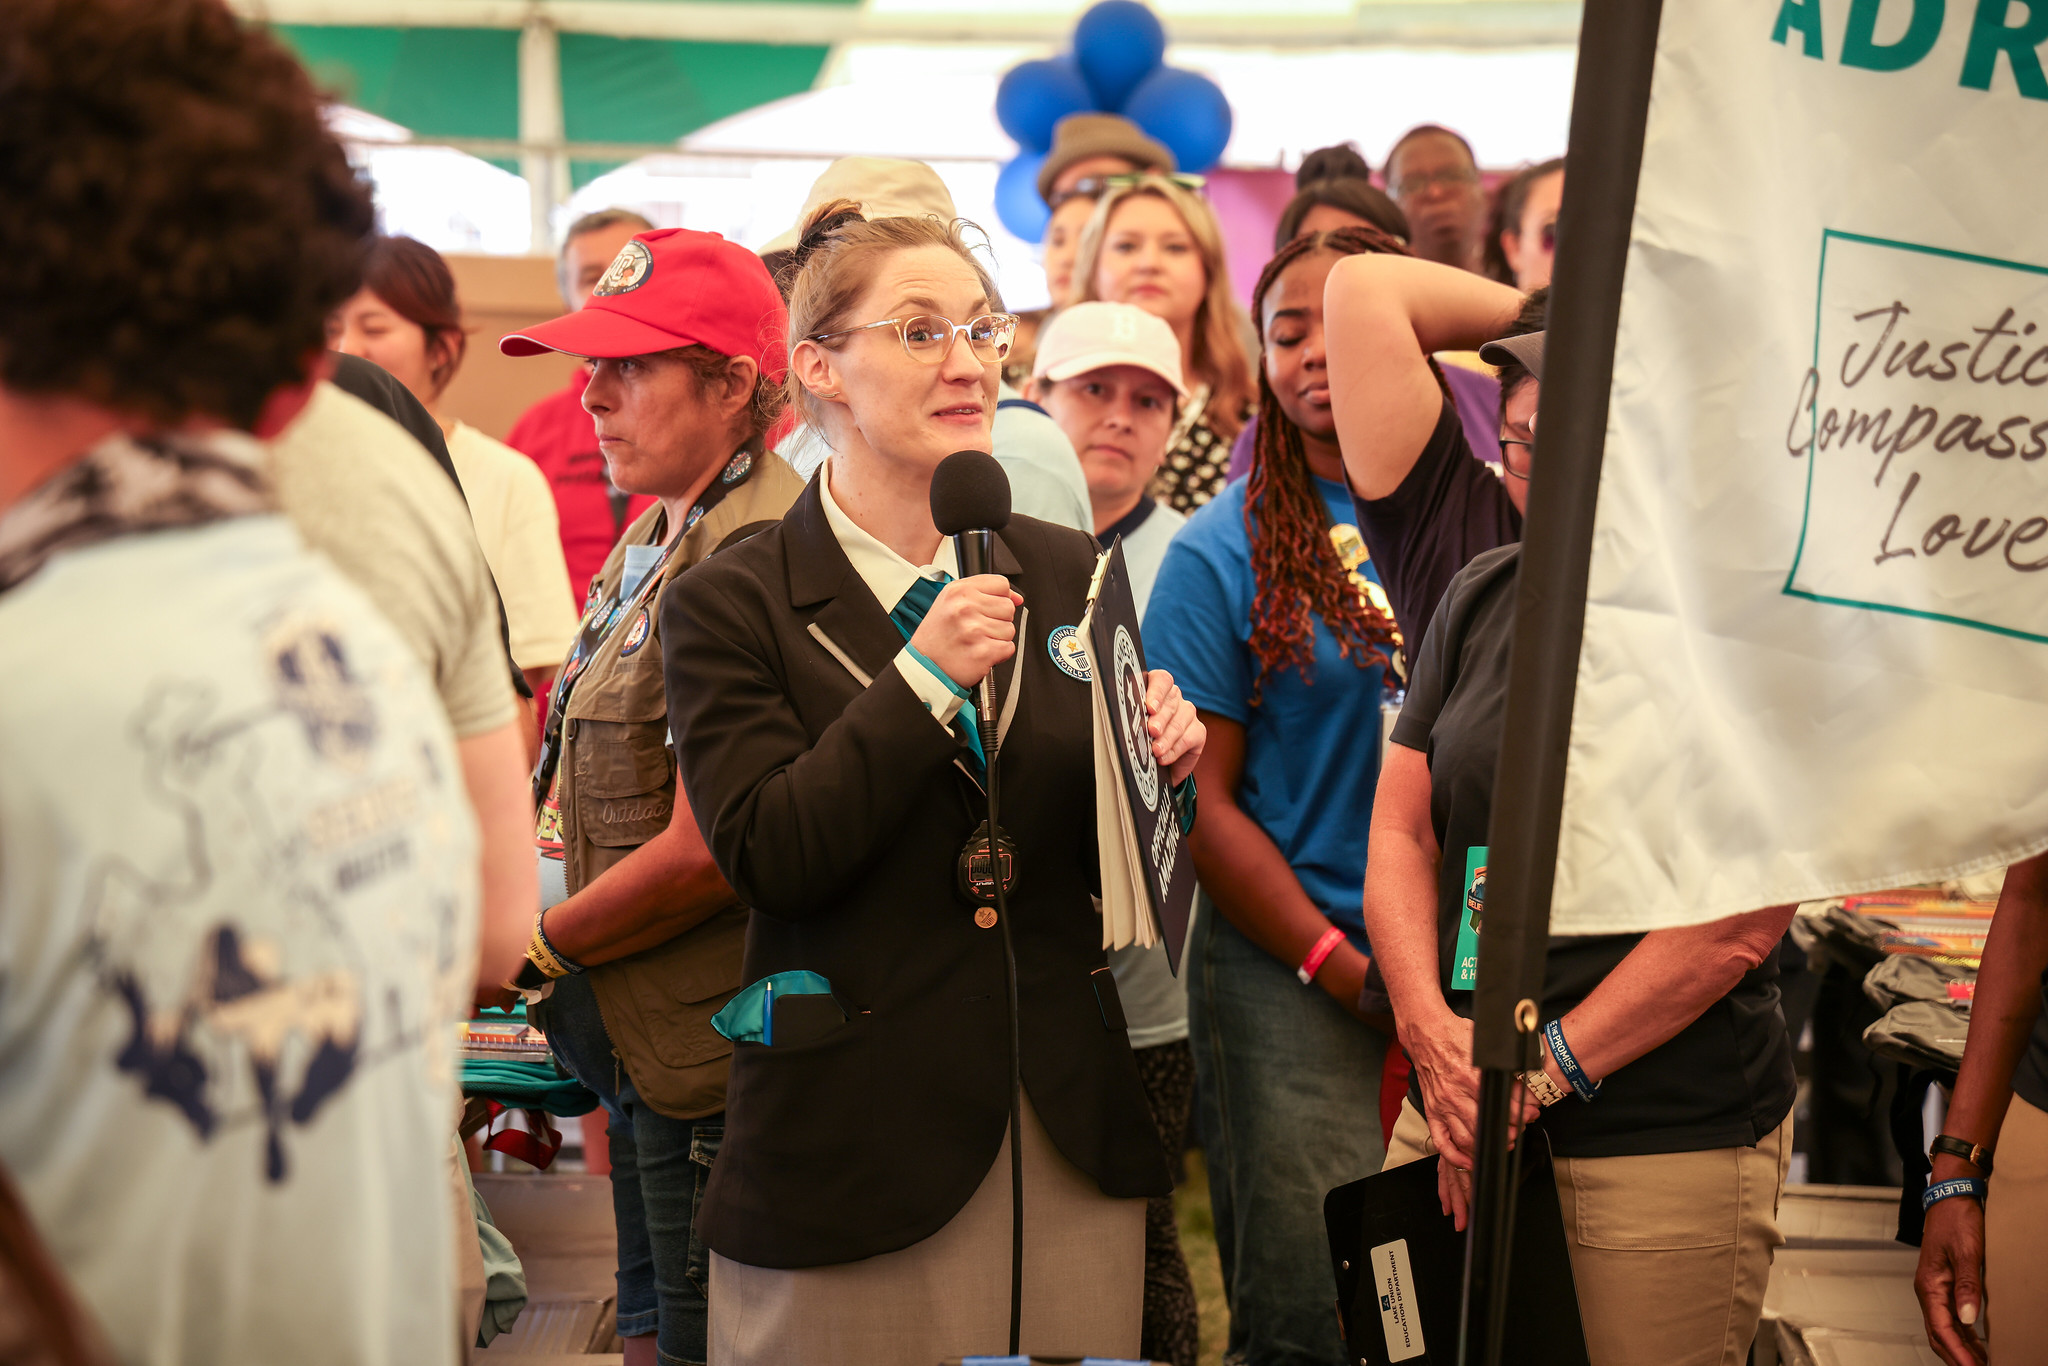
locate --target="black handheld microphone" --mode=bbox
[929,448,1026,1353]
[931,448,1011,572]
[929,449,1013,730]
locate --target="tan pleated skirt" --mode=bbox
[708,1094,1145,1366]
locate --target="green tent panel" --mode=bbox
[560,34,833,186]
[271,23,834,189]
[276,25,520,142]
[559,34,831,144]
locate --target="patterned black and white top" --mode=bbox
[1150,385,1253,514]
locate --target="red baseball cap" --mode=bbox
[500,228,788,380]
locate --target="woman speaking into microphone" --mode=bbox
[660,200,1205,1365]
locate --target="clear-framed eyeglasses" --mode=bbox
[808,313,1018,365]
[1394,166,1480,199]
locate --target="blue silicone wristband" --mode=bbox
[1922,1176,1987,1212]
[1544,1017,1600,1101]
[535,908,584,975]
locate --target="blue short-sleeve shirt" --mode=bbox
[1144,475,1390,944]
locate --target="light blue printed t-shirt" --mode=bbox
[0,516,478,1366]
[1143,475,1391,947]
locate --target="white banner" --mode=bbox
[1552,0,2048,933]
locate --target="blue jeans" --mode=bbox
[537,972,721,1366]
[1187,894,1388,1366]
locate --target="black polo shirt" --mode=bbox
[1391,545,1796,1158]
[1350,394,1522,651]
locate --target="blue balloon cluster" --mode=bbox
[993,1,1232,244]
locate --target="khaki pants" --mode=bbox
[1986,1093,2048,1363]
[1386,1098,1790,1366]
[710,1096,1143,1366]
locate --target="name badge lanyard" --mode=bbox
[530,450,754,805]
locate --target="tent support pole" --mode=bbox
[1457,1,1664,1362]
[519,16,566,254]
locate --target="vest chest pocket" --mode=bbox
[573,719,674,847]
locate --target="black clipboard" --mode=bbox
[1323,1136,1588,1365]
[1081,538,1197,974]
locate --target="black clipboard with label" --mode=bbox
[1080,538,1197,974]
[1323,1136,1588,1365]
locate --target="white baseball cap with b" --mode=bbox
[1031,301,1189,398]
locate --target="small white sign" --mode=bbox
[1372,1237,1425,1363]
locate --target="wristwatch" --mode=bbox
[1520,1067,1567,1108]
[1929,1133,1994,1174]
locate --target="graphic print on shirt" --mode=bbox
[1331,522,1406,683]
[83,614,463,1183]
[1330,523,1402,643]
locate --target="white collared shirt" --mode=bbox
[818,461,969,728]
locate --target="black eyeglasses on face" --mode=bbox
[1499,437,1534,480]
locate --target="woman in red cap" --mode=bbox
[496,228,807,1366]
[662,200,1207,1364]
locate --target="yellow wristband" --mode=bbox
[526,925,571,979]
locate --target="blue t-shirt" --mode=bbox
[1144,475,1389,944]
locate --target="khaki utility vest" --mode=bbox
[556,454,805,1118]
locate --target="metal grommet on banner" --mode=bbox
[1514,999,1540,1033]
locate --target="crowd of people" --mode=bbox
[4,4,2041,1366]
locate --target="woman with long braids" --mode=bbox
[1144,227,1406,1366]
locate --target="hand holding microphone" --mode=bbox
[909,577,1021,688]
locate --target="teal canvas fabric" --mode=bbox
[710,970,834,1044]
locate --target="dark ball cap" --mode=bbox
[930,450,1011,535]
[1479,330,1545,380]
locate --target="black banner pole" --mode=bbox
[1457,3,1665,1364]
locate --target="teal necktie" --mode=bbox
[890,574,986,777]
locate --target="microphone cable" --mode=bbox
[930,449,1025,1353]
[976,679,1024,1355]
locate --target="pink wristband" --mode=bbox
[1297,927,1348,985]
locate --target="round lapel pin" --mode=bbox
[618,609,652,658]
[1048,625,1092,681]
